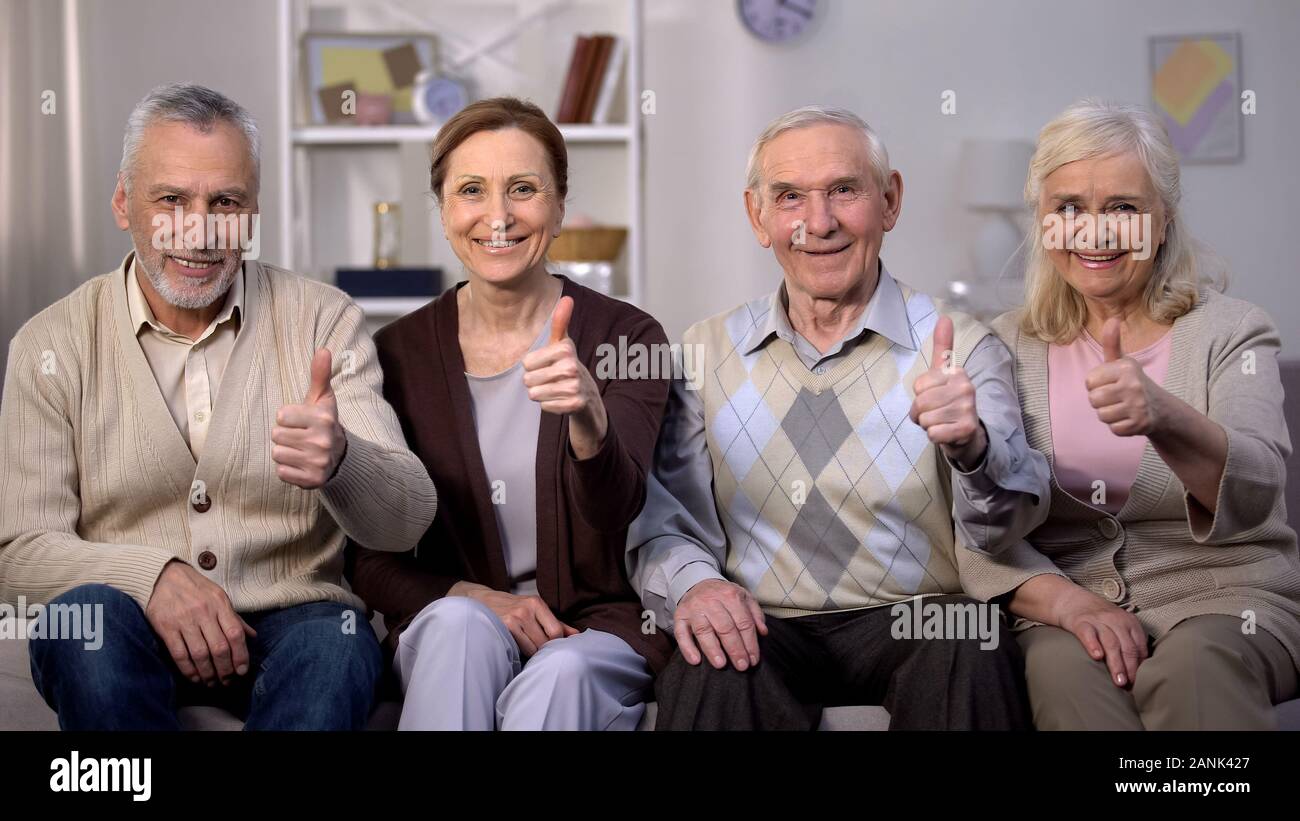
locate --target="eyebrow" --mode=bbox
[767,175,865,194]
[1049,192,1147,202]
[453,172,543,184]
[146,184,250,200]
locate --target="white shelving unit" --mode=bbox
[275,0,645,323]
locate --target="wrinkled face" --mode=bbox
[439,128,564,286]
[112,120,257,310]
[745,123,901,301]
[1038,151,1168,306]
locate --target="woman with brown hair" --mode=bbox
[347,97,671,730]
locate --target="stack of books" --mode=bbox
[555,33,626,124]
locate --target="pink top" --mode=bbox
[1048,328,1173,514]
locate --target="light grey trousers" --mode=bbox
[394,596,651,730]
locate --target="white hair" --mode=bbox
[119,82,260,192]
[745,105,891,193]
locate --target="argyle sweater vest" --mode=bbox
[683,282,988,617]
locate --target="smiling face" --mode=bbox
[1038,151,1168,307]
[745,122,901,302]
[439,127,564,287]
[111,119,257,310]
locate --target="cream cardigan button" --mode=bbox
[1098,518,1119,539]
[1101,578,1121,600]
[197,551,217,571]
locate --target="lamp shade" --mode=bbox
[959,138,1035,210]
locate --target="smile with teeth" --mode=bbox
[1074,251,1124,261]
[476,238,521,248]
[172,257,220,269]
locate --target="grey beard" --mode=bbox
[139,253,240,310]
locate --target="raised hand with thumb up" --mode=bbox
[272,347,347,488]
[521,295,608,459]
[909,314,987,469]
[1084,317,1161,437]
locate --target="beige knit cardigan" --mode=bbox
[0,253,437,612]
[958,287,1300,672]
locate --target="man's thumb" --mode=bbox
[932,314,955,372]
[1102,317,1123,362]
[305,348,333,404]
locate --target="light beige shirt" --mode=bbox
[125,260,242,458]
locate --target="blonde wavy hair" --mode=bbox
[1020,98,1224,343]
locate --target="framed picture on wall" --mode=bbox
[1149,32,1243,163]
[301,32,438,126]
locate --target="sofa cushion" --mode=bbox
[3,617,1296,730]
[0,623,58,731]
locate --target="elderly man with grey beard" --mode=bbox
[628,106,1052,730]
[0,83,437,730]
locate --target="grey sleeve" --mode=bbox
[626,375,728,628]
[947,333,1052,555]
[1187,305,1290,544]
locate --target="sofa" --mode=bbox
[5,361,1300,731]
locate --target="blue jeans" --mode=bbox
[28,583,381,730]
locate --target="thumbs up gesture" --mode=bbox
[522,295,607,459]
[1085,317,1161,437]
[909,315,987,468]
[272,348,347,488]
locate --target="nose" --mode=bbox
[487,192,513,239]
[804,191,837,237]
[174,201,220,251]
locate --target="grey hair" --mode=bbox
[745,105,891,193]
[119,82,260,192]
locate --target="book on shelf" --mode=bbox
[556,33,624,125]
[591,37,626,125]
[556,35,593,123]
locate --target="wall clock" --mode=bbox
[738,0,820,43]
[413,72,469,124]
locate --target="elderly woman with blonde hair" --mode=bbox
[959,98,1300,729]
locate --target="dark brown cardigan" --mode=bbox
[346,275,673,673]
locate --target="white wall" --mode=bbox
[76,0,284,274]
[51,0,1300,353]
[640,0,1300,351]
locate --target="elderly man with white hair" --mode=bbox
[0,83,437,730]
[628,106,1051,730]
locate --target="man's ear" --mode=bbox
[744,188,772,248]
[880,170,904,233]
[111,175,131,231]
